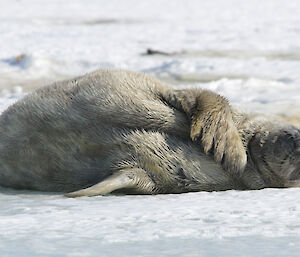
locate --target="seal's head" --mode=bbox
[248,125,300,188]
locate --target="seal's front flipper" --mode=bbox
[189,90,247,176]
[159,88,247,176]
[65,168,156,197]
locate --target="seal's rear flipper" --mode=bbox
[65,168,156,197]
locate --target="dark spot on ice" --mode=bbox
[83,18,138,25]
[2,53,31,69]
[144,48,173,56]
[277,77,293,84]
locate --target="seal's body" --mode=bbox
[0,70,298,197]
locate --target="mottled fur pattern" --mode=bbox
[0,69,299,197]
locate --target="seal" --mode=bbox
[0,69,298,197]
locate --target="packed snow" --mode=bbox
[0,0,300,256]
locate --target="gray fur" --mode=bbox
[0,69,298,196]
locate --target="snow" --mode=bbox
[1,189,299,257]
[0,0,300,256]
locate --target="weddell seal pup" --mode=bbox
[0,69,299,197]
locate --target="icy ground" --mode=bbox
[0,0,300,256]
[0,189,299,257]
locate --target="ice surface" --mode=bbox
[0,188,299,257]
[0,0,300,256]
